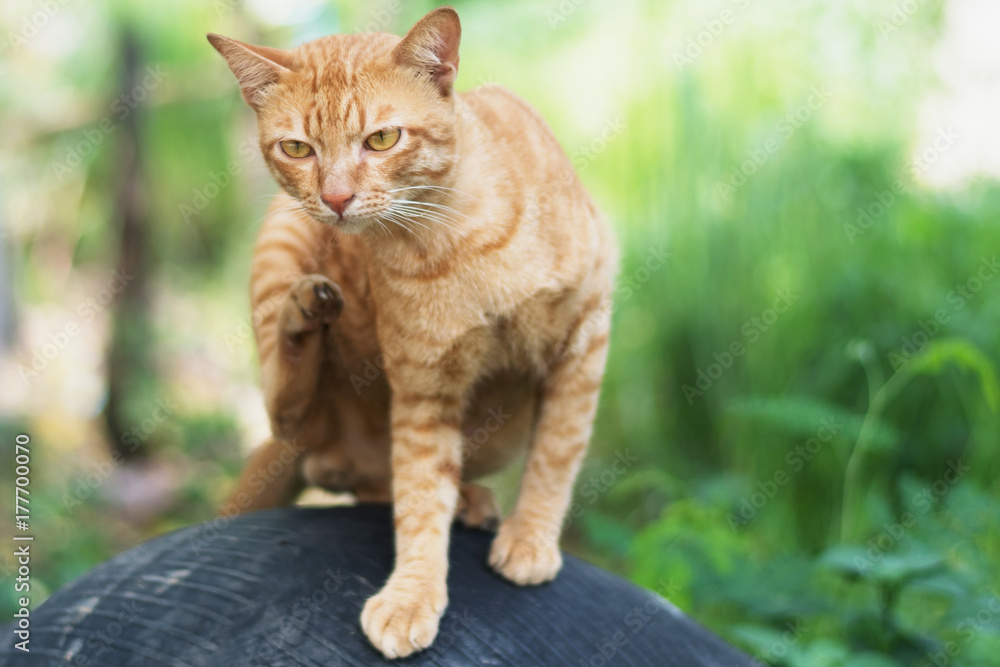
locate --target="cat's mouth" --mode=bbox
[306,205,372,234]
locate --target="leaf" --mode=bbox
[728,623,796,654]
[727,396,898,449]
[580,511,635,557]
[842,653,901,667]
[819,544,871,577]
[605,467,681,501]
[906,571,970,599]
[795,639,850,666]
[871,551,944,586]
[901,338,1000,412]
[819,544,944,586]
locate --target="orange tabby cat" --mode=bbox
[210,6,615,658]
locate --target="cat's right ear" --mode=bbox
[393,7,461,97]
[207,34,294,108]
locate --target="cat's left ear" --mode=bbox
[393,7,461,96]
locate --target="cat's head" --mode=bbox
[209,7,461,234]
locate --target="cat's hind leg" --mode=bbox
[221,437,306,515]
[455,483,500,531]
[222,274,343,516]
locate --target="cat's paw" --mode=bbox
[361,577,447,659]
[488,516,563,585]
[455,483,500,531]
[279,274,344,335]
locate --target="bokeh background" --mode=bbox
[2,0,999,664]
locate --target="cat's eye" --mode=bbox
[365,128,401,152]
[280,140,314,158]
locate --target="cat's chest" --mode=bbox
[484,287,583,372]
[372,276,578,378]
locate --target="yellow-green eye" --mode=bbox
[365,128,401,151]
[280,140,313,158]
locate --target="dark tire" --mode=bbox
[0,506,752,666]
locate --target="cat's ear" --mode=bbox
[392,7,461,96]
[207,34,295,107]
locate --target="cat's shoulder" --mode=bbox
[458,83,546,126]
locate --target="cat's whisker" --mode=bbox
[388,211,458,237]
[268,203,308,215]
[248,202,309,228]
[399,212,462,235]
[248,193,286,203]
[387,185,475,200]
[383,209,429,235]
[389,198,472,221]
[381,218,406,242]
[387,186,478,208]
[381,212,429,251]
[388,204,465,234]
[371,214,395,241]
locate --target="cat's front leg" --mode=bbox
[489,311,611,585]
[360,359,468,658]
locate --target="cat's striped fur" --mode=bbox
[210,7,615,658]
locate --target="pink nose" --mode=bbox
[321,191,355,216]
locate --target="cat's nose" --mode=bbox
[321,191,355,216]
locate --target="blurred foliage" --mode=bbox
[1,0,999,665]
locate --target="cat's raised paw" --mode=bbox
[280,274,344,335]
[488,517,563,585]
[361,578,447,659]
